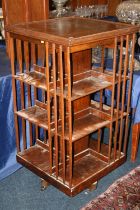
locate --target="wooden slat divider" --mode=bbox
[59,45,66,183]
[52,43,59,178]
[24,41,30,72]
[10,37,20,152]
[66,47,73,187]
[24,41,33,146]
[108,37,118,162]
[113,36,123,160]
[16,39,27,150]
[31,43,37,65]
[38,44,45,67]
[118,35,129,157]
[98,47,103,153]
[31,43,39,140]
[16,39,23,73]
[42,89,47,144]
[123,33,136,154]
[46,42,53,175]
[24,42,31,106]
[98,46,105,153]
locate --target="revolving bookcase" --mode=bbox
[7,17,139,196]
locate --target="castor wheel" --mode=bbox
[40,179,49,191]
[88,181,98,191]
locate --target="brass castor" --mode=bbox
[88,181,97,191]
[40,179,49,191]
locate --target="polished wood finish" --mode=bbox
[2,0,49,55]
[7,17,138,196]
[2,0,124,54]
[7,18,138,43]
[131,123,140,161]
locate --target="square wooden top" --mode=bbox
[6,16,139,46]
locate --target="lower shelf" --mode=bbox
[17,142,126,196]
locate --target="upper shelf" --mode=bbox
[14,71,47,90]
[14,69,113,100]
[57,70,112,100]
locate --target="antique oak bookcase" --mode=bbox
[7,17,138,196]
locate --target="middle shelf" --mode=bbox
[16,101,127,142]
[14,68,114,101]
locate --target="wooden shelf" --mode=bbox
[17,141,125,196]
[14,71,47,90]
[91,100,128,121]
[16,105,54,130]
[58,107,110,142]
[16,102,127,142]
[57,70,112,100]
[15,69,112,100]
